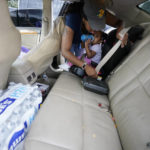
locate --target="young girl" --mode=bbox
[80,31,103,67]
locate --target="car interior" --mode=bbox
[0,0,150,150]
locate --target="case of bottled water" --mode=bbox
[0,82,42,150]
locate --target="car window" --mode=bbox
[52,0,64,21]
[8,0,42,27]
[17,9,42,27]
[8,0,65,27]
[138,0,150,15]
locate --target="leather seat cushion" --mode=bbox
[25,72,122,150]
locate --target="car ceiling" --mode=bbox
[60,0,150,26]
[108,0,150,26]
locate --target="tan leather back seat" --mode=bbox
[0,0,21,89]
[8,17,65,84]
[25,72,122,150]
[24,23,150,150]
[108,23,150,150]
[23,17,65,76]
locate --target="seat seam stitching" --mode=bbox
[26,138,70,150]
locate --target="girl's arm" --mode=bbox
[85,39,96,58]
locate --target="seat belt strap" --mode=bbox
[95,28,130,74]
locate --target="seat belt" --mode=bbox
[95,27,130,74]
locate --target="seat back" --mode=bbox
[0,0,21,89]
[24,16,65,76]
[108,23,150,150]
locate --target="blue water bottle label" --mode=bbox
[81,34,94,42]
[0,98,16,115]
[8,128,25,150]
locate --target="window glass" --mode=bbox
[138,0,150,14]
[52,0,64,21]
[8,0,65,27]
[8,0,42,27]
[8,0,18,8]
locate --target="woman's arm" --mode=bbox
[61,25,97,78]
[61,26,83,67]
[105,10,128,48]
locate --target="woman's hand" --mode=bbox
[85,64,98,78]
[121,33,128,48]
[117,32,128,48]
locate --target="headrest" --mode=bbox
[0,0,21,89]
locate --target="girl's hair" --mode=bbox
[65,2,84,16]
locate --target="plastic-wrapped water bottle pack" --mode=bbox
[0,83,42,150]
